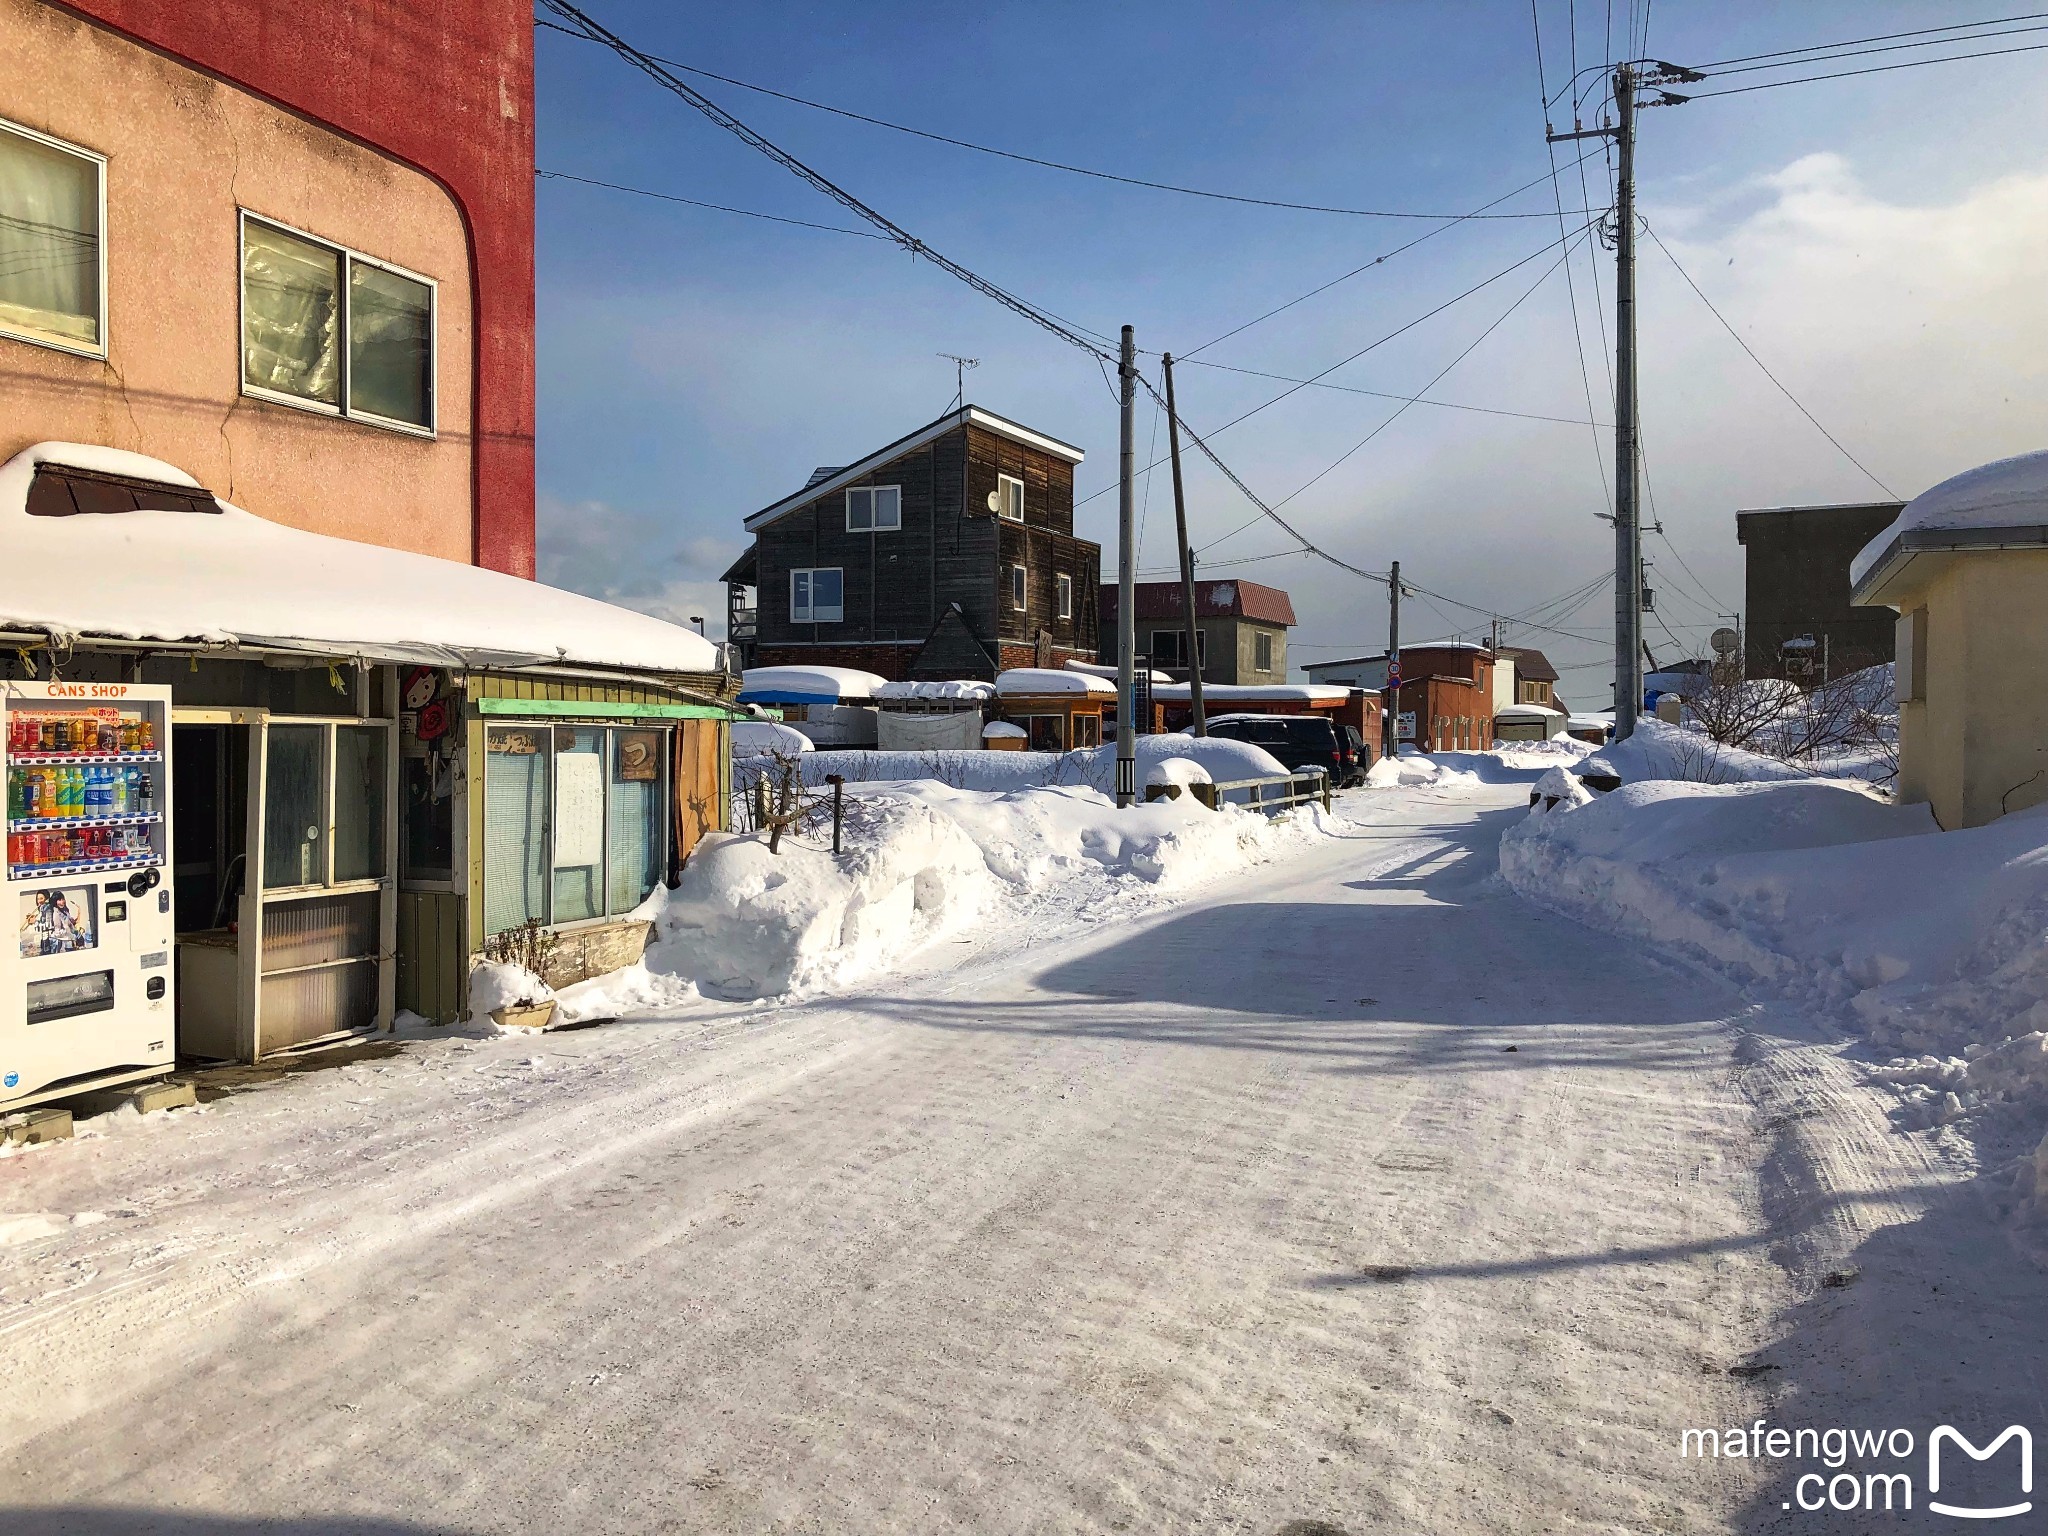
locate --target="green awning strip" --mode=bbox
[475,698,738,721]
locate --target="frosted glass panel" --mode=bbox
[334,725,386,882]
[484,728,547,934]
[607,729,664,915]
[264,725,324,890]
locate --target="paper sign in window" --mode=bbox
[553,750,605,869]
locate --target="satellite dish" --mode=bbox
[986,491,1001,513]
[1710,626,1739,657]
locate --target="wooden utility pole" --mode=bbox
[1609,63,1643,740]
[1161,353,1207,736]
[1384,559,1402,761]
[1115,325,1137,806]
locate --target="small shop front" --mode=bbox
[0,444,734,1111]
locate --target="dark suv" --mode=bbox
[1200,714,1364,787]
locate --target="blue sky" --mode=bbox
[533,3,2048,701]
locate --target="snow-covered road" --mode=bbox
[3,788,1800,1532]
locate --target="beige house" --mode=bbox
[1851,450,2048,828]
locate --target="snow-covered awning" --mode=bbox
[995,667,1115,697]
[874,679,994,702]
[737,664,889,705]
[1852,448,2048,603]
[0,444,723,677]
[1494,704,1567,721]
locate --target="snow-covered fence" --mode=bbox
[1204,770,1332,816]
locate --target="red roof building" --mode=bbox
[1098,579,1297,685]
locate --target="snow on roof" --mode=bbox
[874,679,994,701]
[738,664,889,704]
[981,720,1027,738]
[1152,683,1352,703]
[0,444,723,676]
[1852,448,2048,593]
[1493,703,1567,721]
[995,667,1115,697]
[1063,658,1172,684]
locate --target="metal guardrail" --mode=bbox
[1155,769,1332,816]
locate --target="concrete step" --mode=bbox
[1,1107,74,1146]
[76,1079,197,1118]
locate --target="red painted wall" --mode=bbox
[59,0,536,577]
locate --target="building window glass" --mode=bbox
[1010,564,1027,611]
[241,213,435,432]
[333,724,387,883]
[0,119,103,354]
[845,485,901,532]
[1024,715,1064,752]
[1152,629,1205,670]
[484,723,671,935]
[998,473,1024,521]
[1255,631,1274,671]
[263,725,326,891]
[1056,573,1073,620]
[791,567,844,623]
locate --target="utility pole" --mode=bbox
[1547,57,1695,739]
[1384,560,1402,761]
[1161,353,1207,736]
[1610,62,1642,740]
[1116,325,1137,807]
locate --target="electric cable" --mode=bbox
[535,168,892,238]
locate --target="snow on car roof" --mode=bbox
[995,668,1116,696]
[738,665,890,704]
[1852,447,2048,591]
[1152,683,1351,703]
[0,443,723,676]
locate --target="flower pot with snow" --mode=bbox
[489,999,558,1032]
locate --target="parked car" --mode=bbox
[1198,713,1363,786]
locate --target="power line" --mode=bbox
[1696,20,2048,81]
[1642,220,1896,497]
[1197,228,1590,556]
[535,168,891,238]
[537,14,1605,223]
[1685,36,2048,97]
[1688,10,2048,71]
[1173,358,1607,428]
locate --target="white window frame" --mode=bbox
[1255,631,1274,671]
[0,116,107,360]
[791,566,845,624]
[997,473,1025,522]
[1056,573,1072,621]
[1010,564,1027,611]
[238,210,438,438]
[845,484,902,533]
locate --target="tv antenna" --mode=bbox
[938,352,979,411]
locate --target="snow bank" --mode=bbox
[653,781,1330,998]
[796,734,1293,799]
[1501,780,2048,1142]
[1580,717,1811,786]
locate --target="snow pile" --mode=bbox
[653,781,1330,998]
[1145,756,1213,792]
[1529,765,1593,813]
[1579,717,1811,786]
[1366,745,1583,790]
[732,720,814,757]
[873,679,993,701]
[1501,780,2048,1138]
[467,961,552,1018]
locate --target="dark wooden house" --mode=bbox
[1736,501,1903,680]
[722,406,1101,681]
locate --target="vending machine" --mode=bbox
[2,680,175,1112]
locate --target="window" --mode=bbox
[0,118,104,355]
[1151,628,1206,670]
[241,213,435,433]
[1010,564,1027,611]
[1255,631,1275,671]
[484,723,670,935]
[997,473,1025,521]
[1056,573,1073,621]
[262,721,391,892]
[791,567,844,623]
[1023,715,1064,752]
[845,485,901,532]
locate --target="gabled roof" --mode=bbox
[1099,579,1297,627]
[744,405,1085,533]
[1498,646,1559,682]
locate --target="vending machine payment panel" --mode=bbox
[2,681,174,1111]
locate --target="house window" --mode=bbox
[241,213,435,433]
[1010,564,1026,611]
[1056,573,1073,621]
[1021,715,1064,752]
[791,567,844,623]
[997,473,1025,521]
[845,485,901,532]
[1255,632,1274,671]
[0,117,105,355]
[1152,628,1205,670]
[261,722,390,891]
[483,723,670,935]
